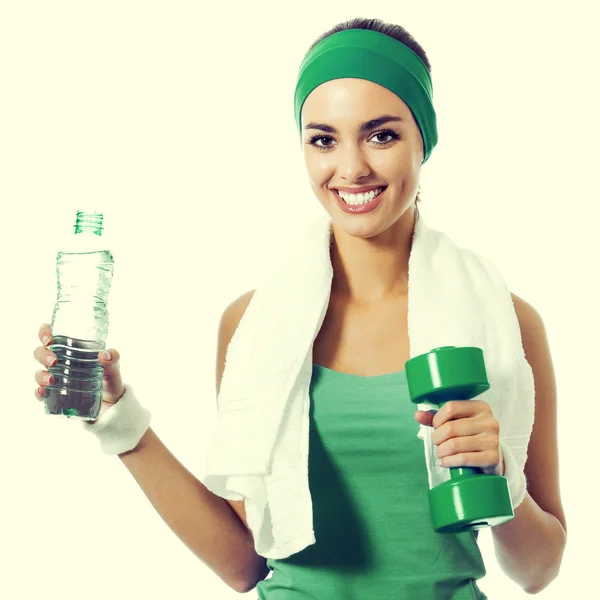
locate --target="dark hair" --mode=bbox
[307,17,431,206]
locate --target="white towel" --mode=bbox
[202,211,535,560]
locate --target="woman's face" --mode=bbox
[301,78,424,239]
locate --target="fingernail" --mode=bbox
[101,351,112,360]
[46,355,56,366]
[42,335,50,346]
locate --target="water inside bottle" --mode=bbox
[44,335,105,420]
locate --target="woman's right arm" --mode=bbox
[118,425,263,594]
[34,290,267,594]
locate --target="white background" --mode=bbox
[1,1,597,598]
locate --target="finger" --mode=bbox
[435,431,498,459]
[33,345,57,367]
[431,400,490,429]
[98,348,125,401]
[431,415,485,446]
[98,348,120,377]
[437,449,501,471]
[34,386,46,401]
[35,370,54,387]
[413,410,436,427]
[38,323,53,346]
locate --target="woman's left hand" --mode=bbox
[414,401,505,476]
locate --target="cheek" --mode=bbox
[407,130,425,166]
[305,153,332,182]
[373,151,413,182]
[396,144,421,180]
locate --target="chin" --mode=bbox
[329,216,391,240]
[327,205,415,241]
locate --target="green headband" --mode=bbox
[294,29,438,163]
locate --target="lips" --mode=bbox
[332,187,387,215]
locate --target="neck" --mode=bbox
[329,206,417,304]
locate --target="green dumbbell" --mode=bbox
[405,346,514,533]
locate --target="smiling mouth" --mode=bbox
[334,186,387,206]
[331,186,388,215]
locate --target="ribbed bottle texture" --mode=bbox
[44,211,115,420]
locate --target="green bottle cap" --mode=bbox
[74,211,103,236]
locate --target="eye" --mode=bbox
[369,130,400,146]
[306,134,335,150]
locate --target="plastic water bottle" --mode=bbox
[43,210,115,420]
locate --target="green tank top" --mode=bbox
[256,364,488,599]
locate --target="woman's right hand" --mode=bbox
[33,323,126,423]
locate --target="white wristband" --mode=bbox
[81,384,151,455]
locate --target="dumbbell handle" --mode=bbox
[450,467,481,480]
[435,399,484,479]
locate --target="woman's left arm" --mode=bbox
[489,293,567,594]
[414,292,567,594]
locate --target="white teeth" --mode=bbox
[338,187,384,205]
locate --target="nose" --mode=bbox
[336,143,371,181]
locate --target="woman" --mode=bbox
[33,17,566,598]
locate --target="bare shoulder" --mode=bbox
[510,292,545,343]
[220,290,256,332]
[510,292,567,533]
[216,289,256,394]
[216,289,257,532]
[218,289,256,343]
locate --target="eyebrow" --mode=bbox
[303,114,403,134]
